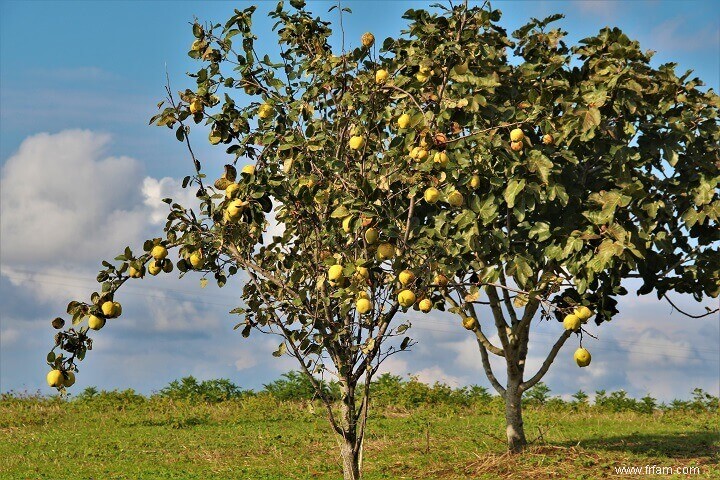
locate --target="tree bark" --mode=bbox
[337,380,362,480]
[505,375,527,453]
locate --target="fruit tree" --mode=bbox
[44,1,718,476]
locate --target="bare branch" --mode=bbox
[477,337,506,398]
[445,292,505,357]
[520,330,572,392]
[663,294,719,319]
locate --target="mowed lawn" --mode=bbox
[1,396,717,479]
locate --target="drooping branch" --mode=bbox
[520,330,572,392]
[663,294,719,319]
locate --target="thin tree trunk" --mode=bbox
[338,381,361,479]
[505,375,527,453]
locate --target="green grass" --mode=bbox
[1,395,717,479]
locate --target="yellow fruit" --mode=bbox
[46,370,64,388]
[424,187,440,204]
[63,371,76,388]
[375,69,388,84]
[189,99,204,114]
[574,348,591,367]
[415,72,430,82]
[225,183,240,199]
[510,128,524,142]
[355,267,370,281]
[113,302,122,317]
[101,301,117,318]
[356,298,372,314]
[148,262,162,276]
[376,242,395,260]
[242,165,255,175]
[361,32,375,47]
[128,266,144,279]
[364,228,379,245]
[574,306,593,322]
[414,148,428,160]
[563,314,582,331]
[258,103,273,119]
[398,270,415,285]
[469,175,481,189]
[453,61,469,75]
[397,114,411,129]
[227,199,248,218]
[510,141,523,152]
[419,298,432,313]
[435,274,449,287]
[349,135,365,150]
[447,190,464,207]
[342,216,354,233]
[328,264,344,281]
[398,289,416,308]
[418,65,432,75]
[462,316,478,330]
[88,315,106,330]
[151,245,168,261]
[433,151,449,166]
[189,252,204,269]
[357,291,370,300]
[542,134,554,145]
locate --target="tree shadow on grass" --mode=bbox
[564,430,719,460]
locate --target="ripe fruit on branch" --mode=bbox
[258,103,273,119]
[419,298,432,313]
[189,252,204,269]
[563,314,581,331]
[128,265,144,279]
[189,99,204,114]
[398,270,415,285]
[375,69,388,84]
[101,301,120,318]
[462,316,477,330]
[342,216,354,233]
[424,187,440,204]
[328,264,344,281]
[376,243,395,260]
[469,175,481,189]
[510,141,523,152]
[225,183,240,199]
[46,370,64,388]
[364,228,379,245]
[574,306,593,322]
[542,134,554,145]
[574,347,591,367]
[397,114,411,129]
[510,128,524,142]
[433,151,449,166]
[151,245,168,261]
[447,190,464,207]
[349,135,365,150]
[227,199,248,219]
[88,315,106,330]
[148,262,162,276]
[398,289,416,308]
[434,274,449,287]
[354,266,369,280]
[356,298,372,314]
[361,32,375,47]
[241,165,255,175]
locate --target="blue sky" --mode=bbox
[1,0,718,400]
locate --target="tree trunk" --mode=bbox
[339,435,361,480]
[505,377,527,453]
[337,380,362,479]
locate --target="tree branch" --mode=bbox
[477,337,506,398]
[663,294,719,319]
[520,330,572,392]
[445,292,505,357]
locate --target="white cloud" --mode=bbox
[234,350,259,371]
[142,176,198,225]
[0,130,147,266]
[414,365,464,387]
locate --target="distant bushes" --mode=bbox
[2,373,717,414]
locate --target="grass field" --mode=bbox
[1,393,717,479]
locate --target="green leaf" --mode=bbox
[272,342,287,357]
[577,107,601,133]
[526,151,553,184]
[529,222,551,242]
[504,179,526,208]
[330,205,350,219]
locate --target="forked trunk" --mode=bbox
[505,378,527,453]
